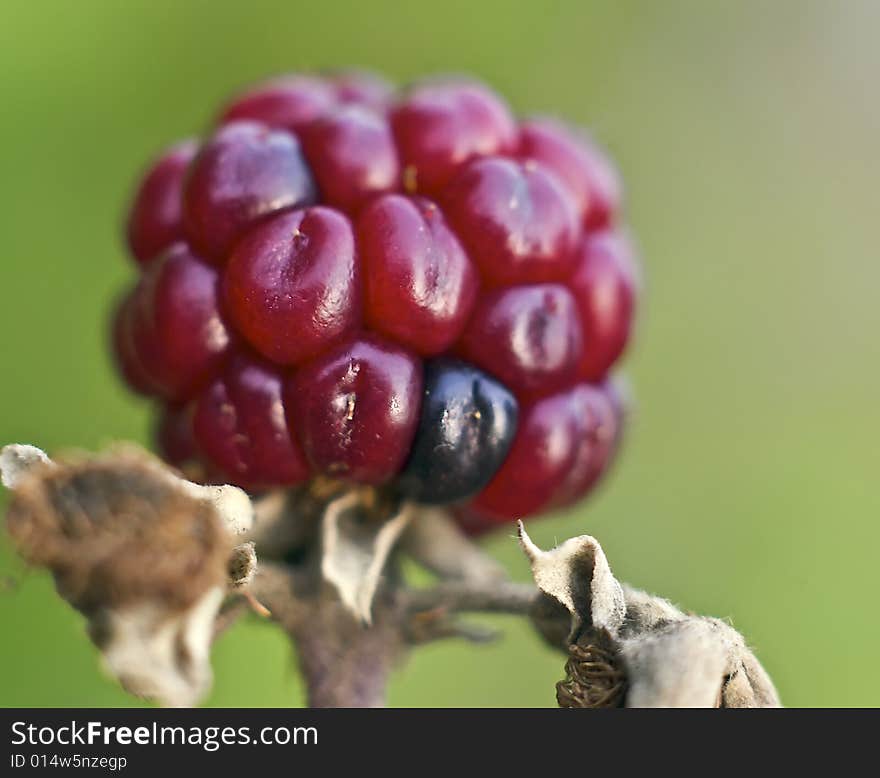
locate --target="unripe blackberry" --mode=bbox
[442,156,579,287]
[284,335,423,484]
[391,80,517,195]
[126,140,198,266]
[113,71,639,524]
[456,283,583,399]
[300,105,400,213]
[358,194,478,355]
[223,207,360,366]
[183,121,317,262]
[518,118,622,230]
[125,242,231,401]
[192,353,309,490]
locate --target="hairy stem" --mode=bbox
[404,580,537,615]
[251,562,405,707]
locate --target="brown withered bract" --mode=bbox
[5,450,234,615]
[518,522,781,708]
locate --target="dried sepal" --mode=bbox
[244,486,324,559]
[228,541,258,589]
[401,506,506,584]
[518,520,625,640]
[619,616,781,707]
[619,618,731,707]
[0,444,54,489]
[1,443,244,707]
[518,522,781,708]
[320,489,413,624]
[5,450,233,611]
[617,584,686,636]
[723,644,781,708]
[178,482,254,536]
[107,442,255,536]
[88,588,225,707]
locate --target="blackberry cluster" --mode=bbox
[113,72,638,530]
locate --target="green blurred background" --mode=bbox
[1,0,878,707]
